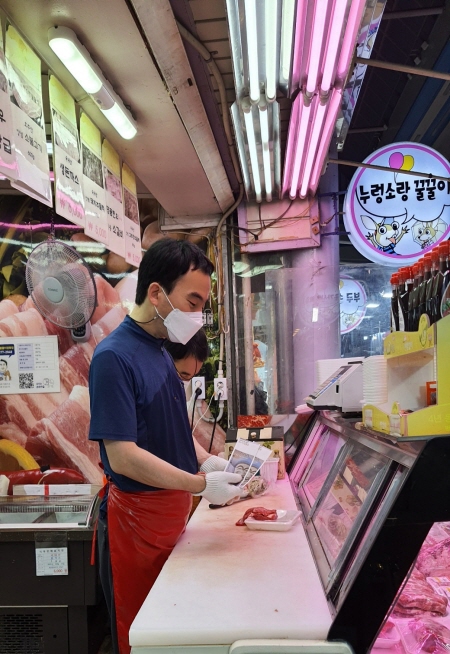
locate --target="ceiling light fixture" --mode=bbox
[48,26,137,140]
[283,0,366,198]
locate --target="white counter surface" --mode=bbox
[130,479,332,649]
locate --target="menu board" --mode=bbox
[80,112,108,246]
[49,75,85,226]
[5,25,51,206]
[102,139,125,257]
[0,335,60,395]
[0,20,17,180]
[122,163,142,266]
[312,443,388,566]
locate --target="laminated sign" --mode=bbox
[102,139,125,257]
[49,75,85,226]
[80,112,108,246]
[0,21,17,180]
[122,163,142,266]
[344,142,450,266]
[5,25,51,206]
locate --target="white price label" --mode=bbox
[36,547,68,576]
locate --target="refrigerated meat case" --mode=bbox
[129,410,450,654]
[0,491,107,654]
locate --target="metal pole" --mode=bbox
[354,56,450,82]
[241,253,256,415]
[327,157,450,182]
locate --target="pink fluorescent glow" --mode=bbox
[289,96,312,199]
[309,89,342,194]
[282,95,301,196]
[306,0,330,94]
[320,0,348,93]
[0,222,82,231]
[290,0,306,93]
[299,99,328,198]
[336,0,366,82]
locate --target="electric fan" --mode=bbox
[25,239,97,342]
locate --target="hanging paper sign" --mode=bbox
[102,139,125,257]
[5,25,51,205]
[80,112,108,245]
[0,22,17,180]
[49,75,84,226]
[122,163,142,266]
[344,142,450,266]
[340,277,367,334]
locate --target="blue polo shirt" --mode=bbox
[88,316,198,494]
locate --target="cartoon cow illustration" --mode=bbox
[411,218,446,249]
[361,214,412,254]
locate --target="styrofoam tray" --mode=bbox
[244,509,301,531]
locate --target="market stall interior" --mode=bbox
[0,0,449,653]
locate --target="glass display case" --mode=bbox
[288,410,450,653]
[0,493,98,528]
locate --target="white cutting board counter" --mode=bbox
[130,479,332,649]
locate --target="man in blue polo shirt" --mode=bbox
[89,239,241,654]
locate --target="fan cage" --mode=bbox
[25,240,97,329]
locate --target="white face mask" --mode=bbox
[158,288,203,344]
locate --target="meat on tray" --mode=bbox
[393,568,448,617]
[345,457,371,490]
[236,507,278,526]
[407,618,450,653]
[417,537,450,576]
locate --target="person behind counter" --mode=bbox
[89,239,242,654]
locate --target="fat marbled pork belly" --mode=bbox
[0,299,19,321]
[27,385,102,484]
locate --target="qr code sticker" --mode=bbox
[19,373,34,389]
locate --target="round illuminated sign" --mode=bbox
[344,142,450,265]
[340,277,367,334]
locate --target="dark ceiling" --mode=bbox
[339,0,450,262]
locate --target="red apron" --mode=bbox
[107,484,192,654]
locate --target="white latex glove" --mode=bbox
[200,455,229,474]
[193,471,243,505]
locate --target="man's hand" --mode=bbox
[200,455,228,474]
[193,471,243,505]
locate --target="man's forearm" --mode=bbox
[104,440,206,493]
[193,436,210,466]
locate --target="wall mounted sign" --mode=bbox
[5,25,52,206]
[102,139,125,258]
[122,163,142,266]
[340,277,367,334]
[49,75,85,226]
[80,112,108,246]
[344,142,450,265]
[0,21,17,181]
[0,335,60,395]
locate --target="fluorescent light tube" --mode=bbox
[306,0,329,95]
[265,0,278,102]
[289,95,312,199]
[309,89,342,194]
[231,102,252,198]
[243,108,262,202]
[336,0,366,82]
[300,99,327,198]
[48,26,137,140]
[259,107,272,201]
[320,0,348,94]
[280,0,295,88]
[244,0,260,104]
[48,26,103,94]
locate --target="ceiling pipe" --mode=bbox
[347,125,387,134]
[355,56,450,82]
[382,7,444,20]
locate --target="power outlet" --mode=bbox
[192,376,206,400]
[214,377,227,401]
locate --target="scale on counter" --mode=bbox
[306,359,364,414]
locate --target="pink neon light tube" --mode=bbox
[289,0,306,94]
[281,94,301,196]
[336,0,366,82]
[299,99,328,198]
[288,95,313,199]
[306,0,330,95]
[309,89,342,194]
[320,0,348,94]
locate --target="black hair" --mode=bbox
[164,329,209,363]
[0,359,7,366]
[135,238,214,305]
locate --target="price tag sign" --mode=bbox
[36,547,68,576]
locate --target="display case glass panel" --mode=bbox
[0,494,98,528]
[312,441,390,568]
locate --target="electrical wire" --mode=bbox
[192,394,215,436]
[191,388,202,430]
[207,393,222,453]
